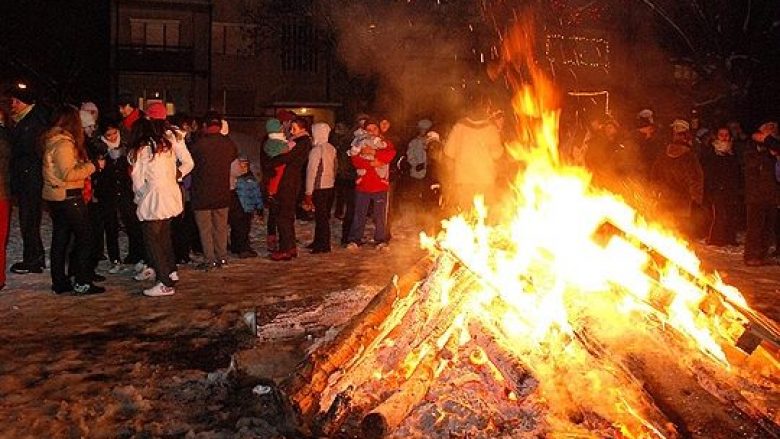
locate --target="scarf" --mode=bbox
[712,139,733,156]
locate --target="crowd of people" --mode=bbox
[567,108,780,267]
[1,83,779,299]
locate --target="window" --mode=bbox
[212,23,256,56]
[281,22,317,73]
[130,19,181,48]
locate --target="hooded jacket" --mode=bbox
[306,123,337,195]
[650,141,704,216]
[41,128,96,201]
[444,116,503,187]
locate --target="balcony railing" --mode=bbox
[115,45,197,73]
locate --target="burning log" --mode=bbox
[283,256,434,421]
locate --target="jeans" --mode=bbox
[194,208,229,262]
[228,191,252,253]
[312,188,335,251]
[18,190,44,267]
[142,219,176,287]
[348,191,388,244]
[49,198,92,288]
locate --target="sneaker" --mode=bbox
[195,262,216,272]
[346,242,359,251]
[216,258,228,268]
[73,283,106,295]
[143,282,175,297]
[169,271,179,282]
[108,261,122,274]
[52,282,74,295]
[376,242,390,251]
[237,249,258,259]
[134,267,156,281]
[10,262,44,274]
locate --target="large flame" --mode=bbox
[422,19,755,437]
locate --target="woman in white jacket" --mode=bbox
[129,107,193,297]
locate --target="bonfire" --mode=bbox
[280,20,780,439]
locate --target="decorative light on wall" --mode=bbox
[545,33,610,70]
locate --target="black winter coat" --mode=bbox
[93,142,133,205]
[10,104,49,195]
[700,145,741,203]
[190,133,239,210]
[743,140,779,205]
[268,133,312,202]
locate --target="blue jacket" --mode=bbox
[236,173,264,213]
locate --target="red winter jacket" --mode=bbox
[351,146,396,193]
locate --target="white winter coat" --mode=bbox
[131,133,194,221]
[443,117,504,188]
[407,135,427,180]
[306,123,337,195]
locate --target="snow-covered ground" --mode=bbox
[0,206,778,437]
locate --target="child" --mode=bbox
[348,120,388,185]
[264,118,294,196]
[235,158,264,214]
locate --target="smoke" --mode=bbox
[314,0,480,123]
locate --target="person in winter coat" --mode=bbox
[443,106,504,212]
[303,122,337,253]
[267,118,313,261]
[742,121,780,266]
[700,126,741,246]
[228,156,260,258]
[346,120,396,250]
[6,84,49,274]
[117,93,144,139]
[190,111,238,270]
[129,110,194,296]
[41,106,103,295]
[262,118,290,252]
[92,121,145,272]
[0,111,12,290]
[650,119,704,238]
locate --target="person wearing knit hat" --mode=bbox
[6,83,49,274]
[145,102,168,121]
[263,117,293,251]
[637,109,654,128]
[670,119,690,134]
[80,101,99,121]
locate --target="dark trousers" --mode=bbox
[0,199,10,286]
[142,219,176,287]
[89,202,106,264]
[49,198,92,287]
[333,177,353,219]
[312,188,335,251]
[18,190,44,267]
[744,203,776,261]
[172,201,200,261]
[348,191,388,244]
[229,191,253,253]
[707,196,738,246]
[340,181,356,245]
[267,197,279,237]
[276,192,298,252]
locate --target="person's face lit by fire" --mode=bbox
[290,121,306,137]
[10,97,28,116]
[379,119,390,134]
[365,123,380,137]
[104,127,120,144]
[603,122,618,140]
[716,128,731,142]
[118,104,134,118]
